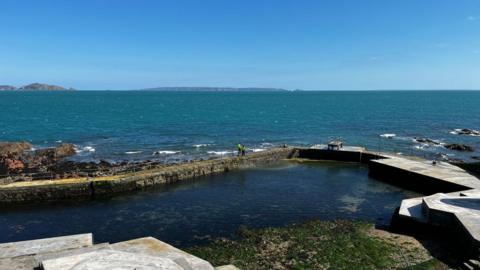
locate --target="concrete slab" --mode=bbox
[110,237,214,270]
[0,233,92,259]
[460,189,480,197]
[310,144,366,152]
[370,157,480,190]
[456,214,480,244]
[41,249,184,270]
[0,255,38,270]
[398,197,427,223]
[423,193,480,217]
[34,243,111,264]
[401,190,480,247]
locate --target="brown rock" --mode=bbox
[4,158,24,173]
[54,143,76,158]
[0,142,32,158]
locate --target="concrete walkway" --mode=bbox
[0,234,234,270]
[370,156,480,190]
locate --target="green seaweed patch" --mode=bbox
[188,220,444,270]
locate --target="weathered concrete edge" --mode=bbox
[368,160,474,193]
[0,147,295,204]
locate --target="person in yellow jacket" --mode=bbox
[237,144,246,156]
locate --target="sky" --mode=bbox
[0,0,479,90]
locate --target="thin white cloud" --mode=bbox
[467,16,477,21]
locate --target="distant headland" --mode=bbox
[140,86,289,92]
[0,83,74,91]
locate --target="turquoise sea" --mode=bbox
[1,90,479,161]
[0,90,477,246]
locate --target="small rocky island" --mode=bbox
[0,83,74,91]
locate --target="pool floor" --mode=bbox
[0,161,419,247]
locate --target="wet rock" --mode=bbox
[452,128,480,136]
[413,137,441,145]
[444,143,475,152]
[472,156,480,161]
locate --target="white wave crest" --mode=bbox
[153,150,180,156]
[250,148,266,152]
[75,146,96,154]
[193,144,211,148]
[125,151,142,155]
[380,133,396,139]
[207,150,234,156]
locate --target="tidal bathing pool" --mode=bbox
[0,161,419,247]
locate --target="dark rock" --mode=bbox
[472,156,480,161]
[444,143,475,152]
[453,128,480,136]
[413,137,441,145]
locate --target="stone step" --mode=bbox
[110,237,214,270]
[41,249,185,270]
[398,197,428,223]
[0,233,93,259]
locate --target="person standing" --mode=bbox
[237,143,242,156]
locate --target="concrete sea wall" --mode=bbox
[294,148,386,163]
[0,147,294,204]
[368,160,472,193]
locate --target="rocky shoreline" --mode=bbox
[0,141,179,184]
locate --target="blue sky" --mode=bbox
[0,0,479,90]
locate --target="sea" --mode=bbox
[0,90,479,246]
[1,90,479,162]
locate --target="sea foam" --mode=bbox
[125,151,142,155]
[75,146,96,154]
[193,144,211,148]
[153,150,180,155]
[380,134,396,139]
[207,151,234,156]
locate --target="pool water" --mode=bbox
[0,161,419,247]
